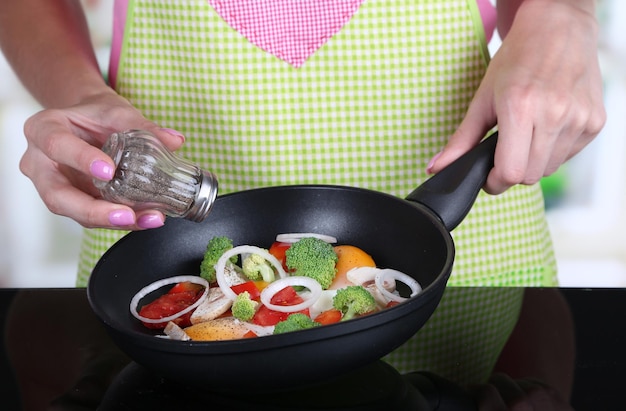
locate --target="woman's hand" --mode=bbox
[20,89,185,230]
[428,0,606,194]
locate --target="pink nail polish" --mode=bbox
[91,160,114,180]
[426,151,443,174]
[137,214,165,229]
[160,128,185,142]
[109,209,135,226]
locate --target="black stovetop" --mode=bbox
[0,287,624,410]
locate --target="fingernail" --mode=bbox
[137,214,165,229]
[90,160,114,180]
[160,128,185,142]
[108,209,135,226]
[426,151,443,174]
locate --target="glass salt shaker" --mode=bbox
[94,129,218,222]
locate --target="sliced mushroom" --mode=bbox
[164,321,191,341]
[222,263,248,286]
[190,287,233,324]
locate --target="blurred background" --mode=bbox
[1,1,625,288]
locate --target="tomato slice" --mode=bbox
[253,305,310,326]
[138,288,204,329]
[314,309,342,325]
[168,281,205,294]
[231,281,261,300]
[269,241,291,270]
[253,286,310,326]
[270,286,303,306]
[243,330,258,338]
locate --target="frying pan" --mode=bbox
[87,133,498,392]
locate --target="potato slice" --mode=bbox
[184,317,248,341]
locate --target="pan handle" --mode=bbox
[405,132,498,231]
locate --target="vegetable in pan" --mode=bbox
[273,313,320,335]
[242,252,276,283]
[333,285,378,321]
[231,291,259,322]
[131,233,422,341]
[200,236,236,282]
[284,236,338,289]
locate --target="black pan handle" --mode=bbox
[405,132,498,231]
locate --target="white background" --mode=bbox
[1,1,625,288]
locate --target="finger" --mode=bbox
[525,127,560,183]
[98,111,186,152]
[41,178,165,230]
[22,149,157,230]
[24,117,116,182]
[36,173,135,229]
[483,98,534,194]
[153,127,186,151]
[428,83,496,174]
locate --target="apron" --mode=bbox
[77,0,558,384]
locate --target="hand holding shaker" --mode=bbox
[94,130,218,222]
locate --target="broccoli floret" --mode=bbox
[284,237,338,289]
[200,236,236,283]
[242,252,275,282]
[333,285,377,321]
[273,313,320,335]
[231,291,259,322]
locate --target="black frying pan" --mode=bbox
[87,133,498,392]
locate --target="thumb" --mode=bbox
[139,124,186,152]
[427,84,496,174]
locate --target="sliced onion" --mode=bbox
[346,266,393,289]
[260,276,322,313]
[374,269,422,303]
[275,233,337,244]
[239,321,275,337]
[215,245,288,301]
[130,275,209,324]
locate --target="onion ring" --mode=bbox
[260,276,322,313]
[374,269,422,303]
[275,233,337,244]
[130,275,209,324]
[216,245,288,301]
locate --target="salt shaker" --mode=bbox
[94,130,218,222]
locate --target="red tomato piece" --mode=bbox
[269,241,291,270]
[243,330,258,338]
[252,305,310,326]
[168,281,205,294]
[231,281,261,300]
[252,286,310,326]
[270,286,304,306]
[138,288,204,329]
[314,309,342,325]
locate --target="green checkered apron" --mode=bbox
[78,0,557,384]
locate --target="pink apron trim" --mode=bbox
[108,0,128,89]
[476,0,496,42]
